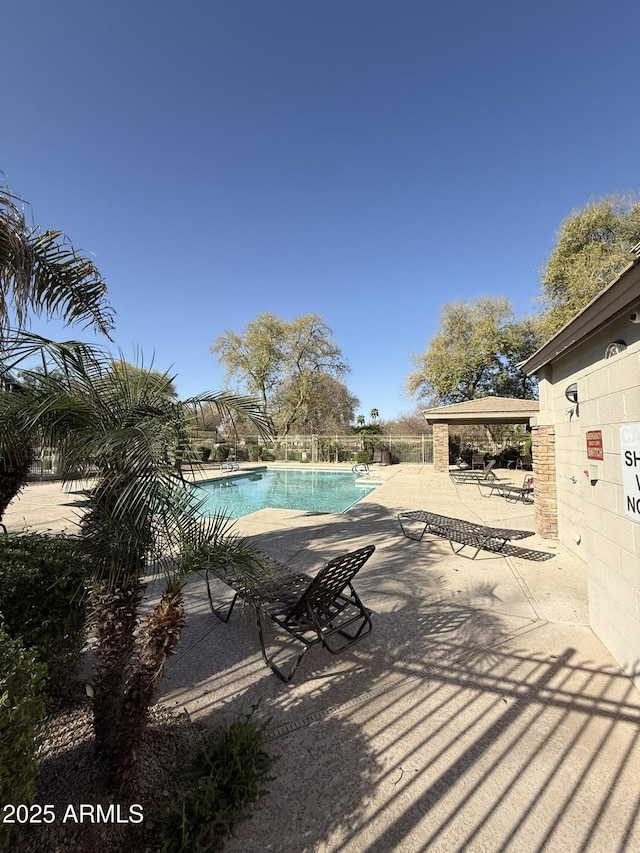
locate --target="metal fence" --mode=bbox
[28,435,434,478]
[27,451,57,478]
[194,434,434,465]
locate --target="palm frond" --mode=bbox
[173,510,267,585]
[0,188,115,338]
[1,337,275,585]
[185,390,275,441]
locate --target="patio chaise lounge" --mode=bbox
[397,510,552,561]
[204,545,375,682]
[449,458,499,483]
[478,474,534,504]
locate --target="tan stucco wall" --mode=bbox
[541,316,640,686]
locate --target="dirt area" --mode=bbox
[10,686,207,853]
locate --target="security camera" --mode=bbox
[630,311,640,324]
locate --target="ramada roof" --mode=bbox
[422,396,539,425]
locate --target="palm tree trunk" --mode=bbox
[90,577,186,793]
[90,578,144,791]
[117,583,186,791]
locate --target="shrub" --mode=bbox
[198,446,211,462]
[0,625,46,850]
[355,449,372,464]
[213,445,229,463]
[154,706,276,852]
[248,443,274,462]
[0,533,88,698]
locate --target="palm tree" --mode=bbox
[370,408,379,422]
[0,335,273,790]
[0,180,115,523]
[0,182,114,338]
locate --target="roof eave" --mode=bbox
[520,256,640,375]
[423,413,537,425]
[421,397,539,425]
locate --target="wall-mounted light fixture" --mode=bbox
[605,340,627,358]
[565,383,578,404]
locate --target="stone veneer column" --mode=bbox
[432,422,450,473]
[531,425,558,538]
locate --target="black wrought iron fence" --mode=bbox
[27,435,434,478]
[28,454,56,478]
[192,434,434,464]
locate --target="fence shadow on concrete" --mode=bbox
[159,499,639,851]
[223,643,640,852]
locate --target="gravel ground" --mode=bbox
[9,687,208,853]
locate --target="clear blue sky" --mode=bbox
[4,1,639,421]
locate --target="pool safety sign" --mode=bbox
[621,424,640,523]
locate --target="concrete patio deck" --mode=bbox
[5,464,640,852]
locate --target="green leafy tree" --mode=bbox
[0,181,114,338]
[213,313,350,434]
[273,372,358,434]
[538,194,640,339]
[351,422,384,436]
[211,313,286,412]
[276,315,349,434]
[0,335,273,791]
[108,360,178,400]
[407,296,539,404]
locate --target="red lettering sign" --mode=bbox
[586,430,604,461]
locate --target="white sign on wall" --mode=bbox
[621,423,640,523]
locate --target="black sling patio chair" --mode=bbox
[205,544,375,682]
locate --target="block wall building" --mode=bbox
[522,253,640,689]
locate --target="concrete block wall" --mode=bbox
[548,317,640,687]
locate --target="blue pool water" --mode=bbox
[195,468,379,519]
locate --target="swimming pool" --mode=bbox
[195,468,380,519]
